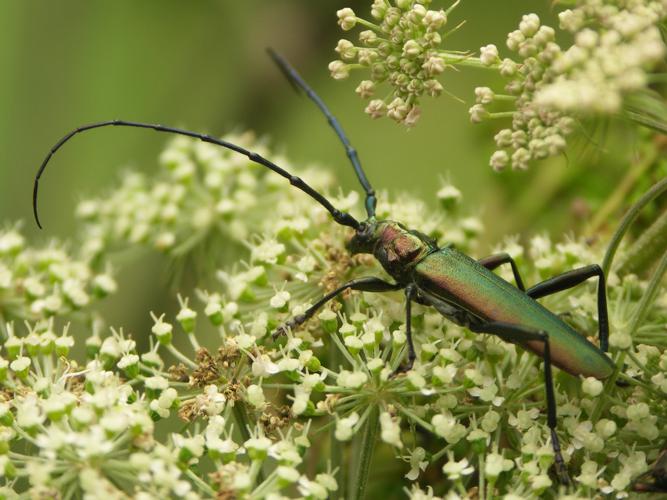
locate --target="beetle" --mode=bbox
[632,445,667,493]
[32,49,614,484]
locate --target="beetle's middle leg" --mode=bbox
[478,253,526,291]
[468,320,570,485]
[272,277,403,338]
[526,264,609,352]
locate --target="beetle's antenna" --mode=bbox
[32,120,360,230]
[267,49,377,219]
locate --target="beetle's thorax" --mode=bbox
[350,220,435,282]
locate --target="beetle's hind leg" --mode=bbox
[271,277,403,339]
[526,264,609,352]
[469,320,571,486]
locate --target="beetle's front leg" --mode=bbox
[468,320,570,486]
[271,277,403,339]
[391,284,417,376]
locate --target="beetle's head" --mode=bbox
[348,220,379,255]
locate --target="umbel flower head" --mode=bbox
[471,4,666,171]
[330,1,479,127]
[2,133,666,497]
[331,1,666,170]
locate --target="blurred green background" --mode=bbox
[0,1,649,333]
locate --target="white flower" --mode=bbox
[468,104,488,123]
[423,10,447,30]
[485,452,513,478]
[337,370,368,389]
[246,384,265,409]
[251,354,280,378]
[335,412,360,441]
[480,44,499,66]
[380,412,403,448]
[405,447,428,480]
[245,435,272,460]
[329,60,350,80]
[519,14,540,37]
[489,150,509,171]
[442,455,474,481]
[269,290,290,310]
[432,413,467,444]
[337,8,357,31]
[581,377,603,397]
[365,99,387,119]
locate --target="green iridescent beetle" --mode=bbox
[32,50,614,485]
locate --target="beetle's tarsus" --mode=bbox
[389,357,415,379]
[553,461,571,486]
[550,428,571,486]
[271,321,294,340]
[271,315,306,340]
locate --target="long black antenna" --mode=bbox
[267,49,377,219]
[32,120,360,230]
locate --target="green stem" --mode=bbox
[488,111,515,119]
[394,403,434,433]
[492,94,517,102]
[355,18,382,32]
[592,250,667,420]
[617,207,667,276]
[445,0,462,16]
[478,454,486,500]
[185,468,217,496]
[250,470,279,500]
[232,401,264,484]
[330,331,345,500]
[232,401,253,443]
[628,250,667,332]
[587,145,656,235]
[351,405,379,500]
[439,52,489,69]
[167,344,197,369]
[602,177,667,276]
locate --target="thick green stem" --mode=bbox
[351,405,379,500]
[602,177,667,276]
[617,207,667,276]
[330,335,345,499]
[592,250,667,421]
[628,250,667,331]
[232,402,265,483]
[587,145,656,235]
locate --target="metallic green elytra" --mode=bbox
[350,219,614,379]
[32,50,614,485]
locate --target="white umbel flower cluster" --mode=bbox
[330,0,484,126]
[471,2,666,170]
[536,0,666,113]
[3,130,666,497]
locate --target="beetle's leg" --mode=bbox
[478,253,526,291]
[468,320,570,485]
[392,284,418,375]
[271,277,403,339]
[527,265,609,352]
[631,445,667,492]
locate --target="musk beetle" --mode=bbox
[32,50,615,484]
